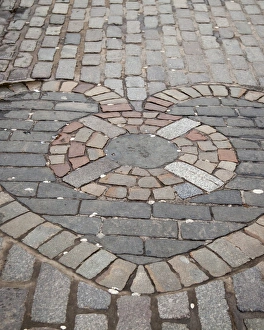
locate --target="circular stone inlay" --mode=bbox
[105,134,179,169]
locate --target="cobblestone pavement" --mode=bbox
[1,0,264,329]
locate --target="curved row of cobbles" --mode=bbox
[0,80,264,294]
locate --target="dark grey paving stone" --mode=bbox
[0,153,46,167]
[233,266,264,312]
[118,254,162,265]
[145,238,203,257]
[0,288,28,330]
[1,245,35,281]
[37,183,95,200]
[196,281,232,330]
[237,150,264,162]
[181,221,244,240]
[41,92,86,102]
[80,200,151,219]
[31,263,71,323]
[236,163,264,177]
[153,203,211,220]
[77,282,111,309]
[102,218,178,238]
[226,177,264,190]
[18,198,80,215]
[45,215,101,235]
[0,182,37,197]
[0,141,49,153]
[212,206,264,223]
[0,167,55,182]
[90,235,144,255]
[243,192,264,207]
[190,190,242,205]
[117,296,151,330]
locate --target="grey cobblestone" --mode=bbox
[1,0,264,326]
[31,263,71,323]
[1,245,35,281]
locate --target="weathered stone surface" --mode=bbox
[191,248,231,277]
[166,162,223,192]
[96,259,136,290]
[77,282,111,309]
[0,288,28,330]
[59,242,99,269]
[117,296,151,330]
[31,263,71,323]
[196,281,232,330]
[77,250,116,279]
[233,266,264,312]
[157,292,190,319]
[75,314,108,330]
[169,255,209,286]
[63,158,119,187]
[80,200,151,218]
[131,266,155,294]
[153,203,211,220]
[1,245,35,281]
[146,262,181,292]
[157,118,200,139]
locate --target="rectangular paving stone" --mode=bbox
[169,255,209,287]
[96,259,136,290]
[59,242,99,269]
[227,231,264,259]
[181,221,243,240]
[191,248,231,277]
[0,212,44,238]
[63,158,119,188]
[157,292,190,319]
[157,118,200,139]
[80,115,126,138]
[208,237,250,268]
[233,267,264,313]
[0,192,14,206]
[0,201,28,224]
[18,198,80,215]
[38,231,77,258]
[1,245,35,281]
[196,281,232,330]
[0,288,28,330]
[0,167,55,182]
[45,215,101,235]
[212,206,264,223]
[146,262,181,292]
[55,102,98,112]
[0,153,46,167]
[81,200,151,219]
[22,223,62,248]
[102,218,178,238]
[117,296,151,330]
[96,235,143,255]
[153,202,211,220]
[31,263,71,323]
[76,250,116,279]
[145,238,203,258]
[166,162,223,192]
[75,314,108,330]
[0,141,49,153]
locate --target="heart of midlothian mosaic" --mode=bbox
[1,83,264,264]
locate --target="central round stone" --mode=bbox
[105,134,179,169]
